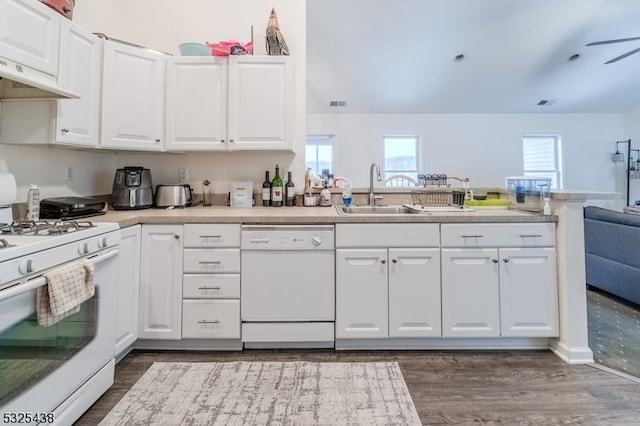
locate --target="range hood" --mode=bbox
[0,56,80,99]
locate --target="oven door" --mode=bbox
[0,248,118,418]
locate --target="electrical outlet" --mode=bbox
[178,168,188,183]
[65,164,74,181]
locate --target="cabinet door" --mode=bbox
[227,55,294,151]
[101,40,165,150]
[499,247,559,337]
[55,20,101,147]
[0,0,60,75]
[388,248,441,337]
[115,225,141,356]
[441,248,501,337]
[336,248,388,339]
[139,225,183,339]
[165,57,228,151]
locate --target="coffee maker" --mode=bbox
[112,167,153,210]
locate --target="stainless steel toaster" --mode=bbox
[154,184,192,208]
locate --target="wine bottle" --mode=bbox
[271,164,284,207]
[262,171,271,206]
[285,171,295,206]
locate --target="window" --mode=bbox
[522,134,562,189]
[305,135,334,177]
[383,135,419,182]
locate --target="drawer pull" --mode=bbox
[197,319,220,324]
[461,234,484,238]
[198,286,222,290]
[519,234,542,238]
[199,261,222,264]
[200,235,222,238]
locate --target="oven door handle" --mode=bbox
[0,249,120,302]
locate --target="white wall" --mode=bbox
[308,112,626,207]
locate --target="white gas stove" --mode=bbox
[0,176,121,425]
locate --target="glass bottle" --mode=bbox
[271,164,283,207]
[262,171,271,206]
[285,171,295,206]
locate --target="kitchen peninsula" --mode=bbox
[93,190,618,365]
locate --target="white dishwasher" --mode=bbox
[241,225,335,348]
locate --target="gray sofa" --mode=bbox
[584,206,640,306]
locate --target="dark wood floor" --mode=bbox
[75,349,640,425]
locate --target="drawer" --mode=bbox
[183,274,240,298]
[336,223,440,247]
[440,223,555,247]
[182,299,240,339]
[183,248,240,273]
[183,224,241,247]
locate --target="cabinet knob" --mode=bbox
[174,234,180,239]
[503,258,510,263]
[221,139,226,143]
[61,128,69,133]
[229,139,235,143]
[492,258,499,263]
[392,259,397,264]
[380,259,386,264]
[155,139,161,143]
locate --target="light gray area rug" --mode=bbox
[587,288,640,378]
[99,361,421,426]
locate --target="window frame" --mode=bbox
[522,133,563,189]
[305,134,335,177]
[382,134,420,181]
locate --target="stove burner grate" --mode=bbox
[0,220,96,236]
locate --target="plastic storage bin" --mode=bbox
[505,176,551,212]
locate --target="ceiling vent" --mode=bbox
[329,100,347,107]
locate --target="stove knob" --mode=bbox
[97,237,108,249]
[78,242,89,255]
[312,234,323,246]
[18,258,35,275]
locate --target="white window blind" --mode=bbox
[523,135,562,189]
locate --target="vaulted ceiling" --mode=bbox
[306,0,640,114]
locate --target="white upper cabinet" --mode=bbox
[165,57,228,151]
[0,20,101,147]
[54,20,101,146]
[0,0,60,76]
[227,55,294,151]
[165,55,294,152]
[100,39,166,151]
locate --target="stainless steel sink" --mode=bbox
[336,205,421,215]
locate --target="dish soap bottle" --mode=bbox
[543,197,551,216]
[27,184,40,221]
[319,184,332,207]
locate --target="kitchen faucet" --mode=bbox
[369,162,382,206]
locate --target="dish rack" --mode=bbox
[412,174,468,207]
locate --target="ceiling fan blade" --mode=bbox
[587,36,640,46]
[605,46,640,64]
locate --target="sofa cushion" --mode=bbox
[584,205,640,227]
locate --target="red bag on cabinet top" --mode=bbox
[39,0,75,20]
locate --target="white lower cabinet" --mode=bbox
[182,224,241,340]
[441,223,558,338]
[138,225,183,339]
[335,224,441,339]
[499,247,558,337]
[115,225,141,356]
[441,248,501,337]
[336,248,388,338]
